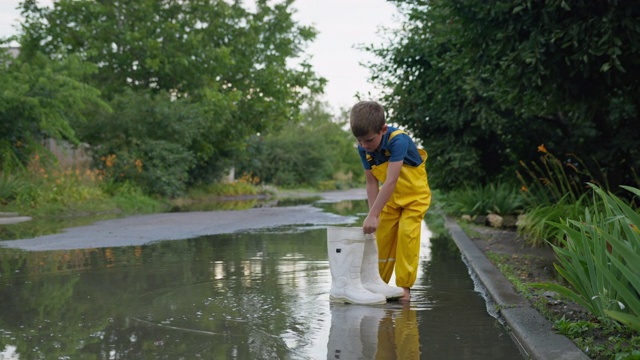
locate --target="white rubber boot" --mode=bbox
[361,233,405,300]
[327,227,386,305]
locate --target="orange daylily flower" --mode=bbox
[537,144,547,153]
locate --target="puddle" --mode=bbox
[0,198,523,359]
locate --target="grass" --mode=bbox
[485,252,540,298]
[1,159,351,240]
[457,220,484,239]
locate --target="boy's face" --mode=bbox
[356,125,387,152]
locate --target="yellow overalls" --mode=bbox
[366,130,431,288]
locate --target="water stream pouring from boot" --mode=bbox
[327,227,404,305]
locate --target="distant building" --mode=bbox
[1,46,20,66]
[1,46,19,58]
[5,47,20,58]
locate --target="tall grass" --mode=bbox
[533,184,640,332]
[517,194,593,247]
[517,145,607,246]
[517,144,602,208]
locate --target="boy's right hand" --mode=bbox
[363,215,378,234]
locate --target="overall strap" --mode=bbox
[388,129,405,141]
[365,129,406,167]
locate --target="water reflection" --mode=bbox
[328,303,420,360]
[0,199,523,359]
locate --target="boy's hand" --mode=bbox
[363,215,378,234]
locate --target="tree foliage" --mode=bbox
[79,91,203,197]
[236,99,362,188]
[0,49,108,172]
[14,0,325,189]
[370,0,640,192]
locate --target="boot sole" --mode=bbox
[329,295,386,305]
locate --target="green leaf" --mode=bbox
[604,310,640,332]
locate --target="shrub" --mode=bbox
[77,91,205,197]
[94,141,195,198]
[443,181,524,217]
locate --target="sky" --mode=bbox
[0,0,399,114]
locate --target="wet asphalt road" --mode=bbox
[0,189,368,251]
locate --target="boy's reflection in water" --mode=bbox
[327,303,420,360]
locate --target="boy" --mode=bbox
[349,100,431,302]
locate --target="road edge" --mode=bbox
[445,217,591,360]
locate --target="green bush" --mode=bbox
[236,101,361,188]
[443,181,524,217]
[516,145,610,247]
[252,133,331,187]
[0,51,108,173]
[79,92,202,197]
[94,142,195,198]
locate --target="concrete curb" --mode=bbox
[445,217,590,360]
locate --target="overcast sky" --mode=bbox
[0,0,399,114]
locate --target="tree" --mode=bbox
[0,49,108,172]
[369,0,640,192]
[78,90,203,196]
[17,0,325,184]
[236,98,361,188]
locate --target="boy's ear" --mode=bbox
[381,124,388,134]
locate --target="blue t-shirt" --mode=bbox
[357,126,423,170]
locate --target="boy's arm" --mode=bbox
[365,169,379,208]
[363,161,403,234]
